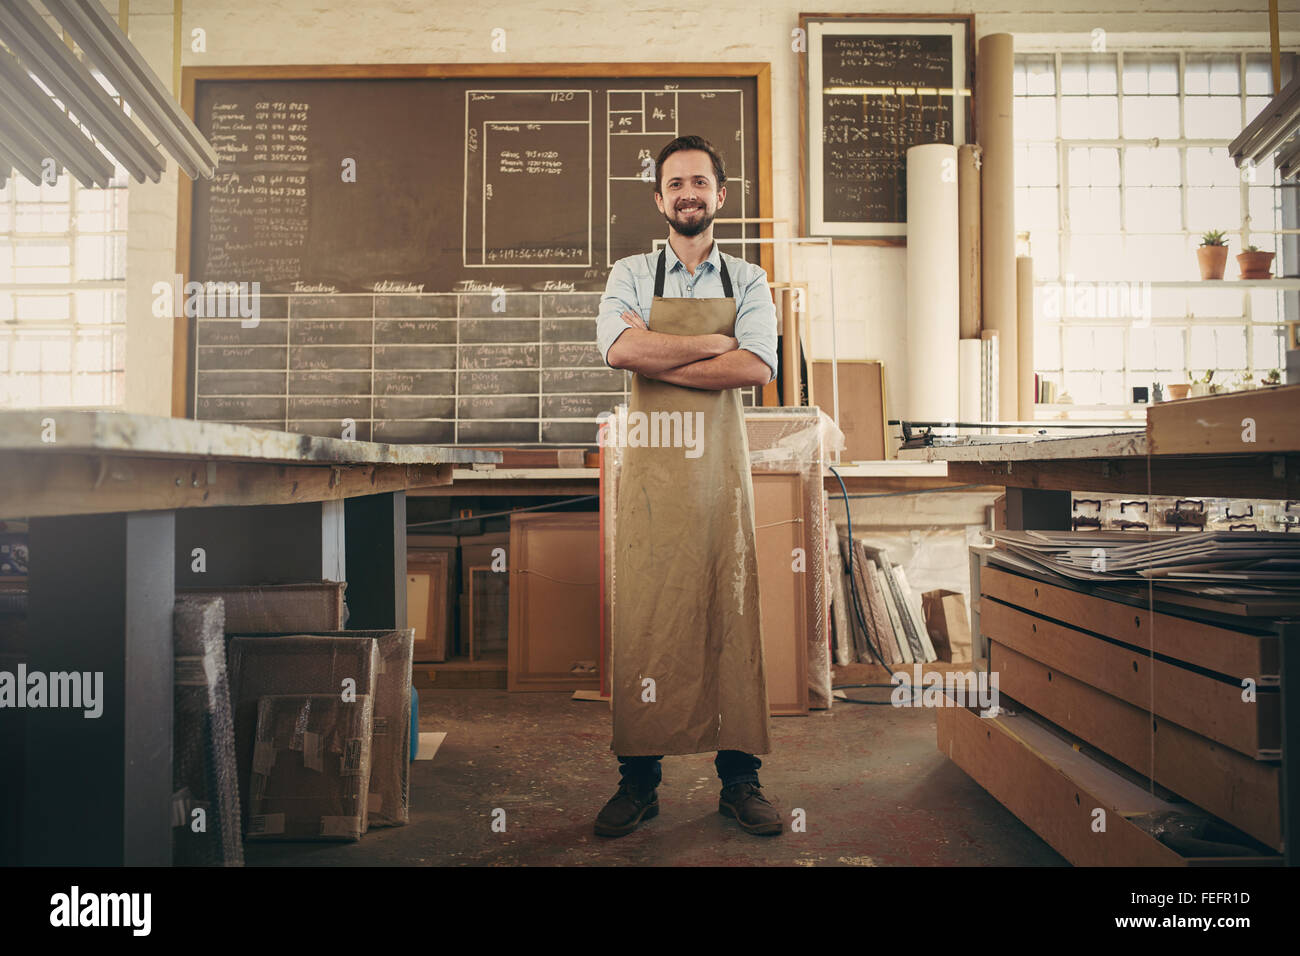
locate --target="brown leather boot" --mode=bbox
[719,782,783,835]
[593,779,659,837]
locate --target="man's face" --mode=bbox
[655,149,725,238]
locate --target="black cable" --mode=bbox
[828,465,921,705]
[836,483,987,499]
[407,494,598,530]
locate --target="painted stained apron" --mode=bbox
[611,248,771,757]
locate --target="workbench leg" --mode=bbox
[344,491,407,630]
[1004,488,1072,531]
[1283,621,1298,867]
[23,510,175,866]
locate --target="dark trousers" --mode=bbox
[617,750,761,789]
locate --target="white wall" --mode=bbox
[115,0,1300,418]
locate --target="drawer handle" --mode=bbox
[1033,586,1039,599]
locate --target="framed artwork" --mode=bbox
[799,13,975,243]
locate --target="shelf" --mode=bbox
[1035,404,1148,413]
[1035,278,1300,289]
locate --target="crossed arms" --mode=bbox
[605,309,772,390]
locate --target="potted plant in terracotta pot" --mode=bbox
[1197,230,1229,280]
[1237,244,1275,279]
[1166,383,1191,400]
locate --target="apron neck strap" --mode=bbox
[655,245,734,298]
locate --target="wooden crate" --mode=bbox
[407,550,452,662]
[753,472,809,715]
[459,532,510,593]
[465,567,508,662]
[507,513,600,692]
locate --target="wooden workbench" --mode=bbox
[897,385,1300,522]
[410,459,973,499]
[899,386,1300,865]
[0,411,496,866]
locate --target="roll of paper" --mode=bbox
[978,33,1018,423]
[906,143,960,428]
[1017,255,1036,422]
[959,338,982,429]
[958,144,983,340]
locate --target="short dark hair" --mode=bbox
[653,135,726,197]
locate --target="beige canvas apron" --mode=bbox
[611,247,771,757]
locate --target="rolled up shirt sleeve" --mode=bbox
[597,258,640,369]
[734,266,778,384]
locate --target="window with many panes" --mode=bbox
[1014,51,1297,413]
[0,80,128,409]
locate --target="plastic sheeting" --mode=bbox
[173,597,243,866]
[831,524,982,669]
[245,694,374,842]
[227,636,379,839]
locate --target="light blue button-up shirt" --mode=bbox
[596,237,778,383]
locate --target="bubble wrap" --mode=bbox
[172,597,244,866]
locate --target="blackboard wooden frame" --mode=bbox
[798,13,975,245]
[172,63,773,419]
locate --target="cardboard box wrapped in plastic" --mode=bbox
[246,694,374,841]
[179,583,346,632]
[228,629,413,827]
[173,597,243,865]
[227,636,379,836]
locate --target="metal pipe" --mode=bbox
[0,0,164,183]
[42,0,217,180]
[0,49,114,186]
[0,100,57,184]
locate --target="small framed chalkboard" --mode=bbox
[799,14,974,243]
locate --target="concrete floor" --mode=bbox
[245,676,1067,867]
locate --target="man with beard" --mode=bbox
[593,135,781,838]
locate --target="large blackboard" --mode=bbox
[179,66,769,443]
[800,16,973,242]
